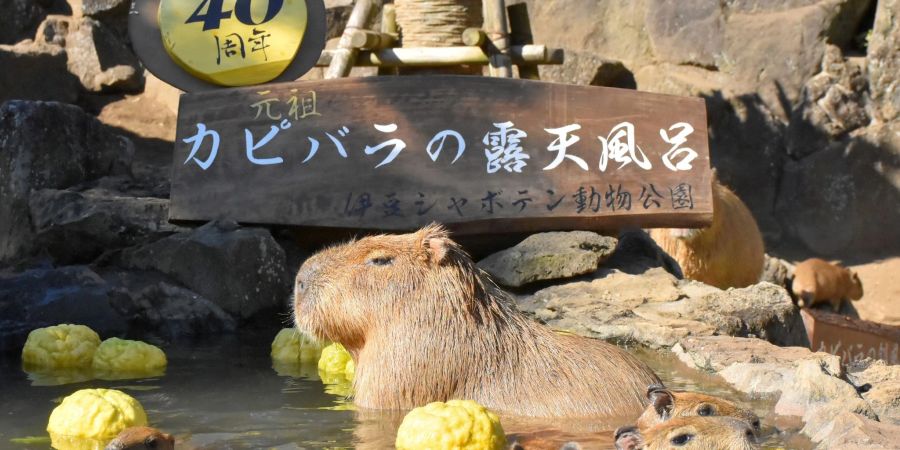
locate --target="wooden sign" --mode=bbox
[801,309,899,365]
[129,0,326,91]
[170,76,713,233]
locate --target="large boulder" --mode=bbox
[65,17,142,92]
[511,0,878,245]
[0,266,127,354]
[517,269,806,348]
[867,0,899,122]
[0,0,48,45]
[477,231,617,288]
[28,187,176,264]
[786,45,870,159]
[847,359,900,425]
[0,100,133,265]
[777,121,900,255]
[0,41,79,104]
[109,279,237,342]
[116,221,291,321]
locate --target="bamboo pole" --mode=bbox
[325,0,377,79]
[316,45,557,67]
[482,0,512,77]
[350,30,397,49]
[462,27,487,47]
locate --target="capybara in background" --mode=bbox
[636,384,760,432]
[649,177,764,289]
[792,258,863,310]
[293,224,659,417]
[105,427,175,450]
[615,417,760,450]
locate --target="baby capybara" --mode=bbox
[636,384,760,432]
[791,258,863,310]
[649,176,764,289]
[615,417,760,450]
[105,427,175,450]
[293,224,659,417]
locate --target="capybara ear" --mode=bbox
[418,223,451,264]
[614,426,644,450]
[648,387,675,418]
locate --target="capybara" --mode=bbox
[293,224,660,417]
[791,258,863,310]
[615,417,759,450]
[105,427,175,450]
[649,177,764,289]
[636,384,761,432]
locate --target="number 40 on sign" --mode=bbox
[158,0,308,86]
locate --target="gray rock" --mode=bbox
[672,335,839,373]
[80,0,127,17]
[787,45,870,159]
[0,41,79,104]
[777,122,900,255]
[847,359,900,425]
[801,401,900,449]
[65,17,142,93]
[35,15,71,46]
[868,0,900,122]
[28,187,176,264]
[518,270,806,348]
[111,281,237,341]
[760,254,794,288]
[477,231,617,287]
[0,266,127,354]
[0,0,48,45]
[117,221,290,320]
[604,229,683,277]
[645,0,724,69]
[0,100,133,264]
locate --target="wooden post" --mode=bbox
[325,0,377,79]
[482,0,512,77]
[378,2,399,76]
[507,2,539,80]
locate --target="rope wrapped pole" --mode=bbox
[482,0,512,77]
[325,0,377,79]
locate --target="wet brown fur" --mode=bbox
[105,427,174,450]
[293,225,659,417]
[635,386,760,432]
[616,417,760,450]
[792,258,863,310]
[649,177,764,289]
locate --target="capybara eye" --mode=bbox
[368,256,394,266]
[144,436,158,448]
[670,433,693,446]
[697,404,714,416]
[751,418,761,430]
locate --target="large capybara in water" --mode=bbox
[635,384,760,433]
[615,417,760,450]
[649,176,764,289]
[791,258,863,310]
[293,224,660,417]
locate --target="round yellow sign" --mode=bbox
[159,0,307,86]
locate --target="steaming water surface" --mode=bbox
[0,339,810,449]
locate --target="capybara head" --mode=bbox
[848,271,863,300]
[293,224,477,352]
[105,426,174,450]
[637,385,761,433]
[615,417,759,450]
